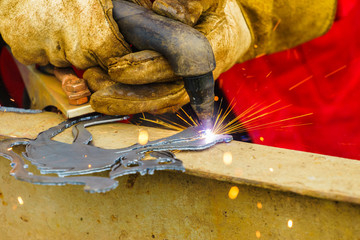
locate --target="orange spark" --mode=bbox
[138,129,149,145]
[255,53,266,58]
[246,75,255,79]
[228,186,239,200]
[273,19,281,31]
[139,117,185,131]
[325,65,347,78]
[289,75,313,91]
[139,95,314,141]
[280,123,313,128]
[293,49,300,60]
[244,113,314,132]
[176,114,193,127]
[225,111,312,135]
[241,100,282,121]
[288,219,293,228]
[218,79,224,88]
[17,196,24,205]
[212,97,313,135]
[237,102,261,118]
[241,104,292,126]
[180,108,199,126]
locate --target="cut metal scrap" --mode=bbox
[0,114,232,193]
[0,138,119,193]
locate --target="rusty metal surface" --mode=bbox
[0,161,360,239]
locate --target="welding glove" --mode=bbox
[151,0,336,75]
[85,0,252,115]
[0,0,138,70]
[149,0,337,79]
[84,56,190,115]
[86,0,335,116]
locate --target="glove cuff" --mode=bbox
[238,0,337,62]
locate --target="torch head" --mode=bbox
[183,72,215,130]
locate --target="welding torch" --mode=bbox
[112,0,216,129]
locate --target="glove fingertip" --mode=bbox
[152,0,202,26]
[83,67,117,92]
[108,51,179,84]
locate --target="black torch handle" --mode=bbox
[112,0,216,77]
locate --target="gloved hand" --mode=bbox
[88,0,335,116]
[151,0,336,72]
[85,0,252,115]
[0,0,134,70]
[84,51,190,115]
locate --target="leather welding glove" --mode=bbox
[0,0,136,70]
[85,0,252,115]
[84,58,190,115]
[87,0,336,116]
[151,0,336,77]
[107,0,336,83]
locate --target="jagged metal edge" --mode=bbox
[22,115,124,176]
[0,138,118,193]
[72,115,130,144]
[109,129,232,179]
[110,158,185,178]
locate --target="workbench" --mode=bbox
[0,111,359,239]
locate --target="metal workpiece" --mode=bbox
[0,139,119,193]
[2,112,360,239]
[0,114,232,193]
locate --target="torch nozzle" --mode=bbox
[183,72,215,130]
